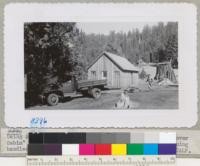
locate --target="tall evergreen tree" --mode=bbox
[24,22,82,94]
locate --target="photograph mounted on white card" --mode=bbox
[4,3,198,127]
[24,22,178,110]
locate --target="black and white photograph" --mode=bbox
[4,3,197,127]
[24,22,178,110]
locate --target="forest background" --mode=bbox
[24,22,178,95]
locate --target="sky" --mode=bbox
[77,22,162,35]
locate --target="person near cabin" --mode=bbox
[122,89,130,109]
[115,89,130,109]
[146,74,153,90]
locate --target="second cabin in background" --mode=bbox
[87,52,139,89]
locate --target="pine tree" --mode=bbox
[165,34,178,67]
[24,22,82,94]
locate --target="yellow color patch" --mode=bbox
[111,144,127,155]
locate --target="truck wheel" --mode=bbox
[47,93,59,106]
[91,88,101,99]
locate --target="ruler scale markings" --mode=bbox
[27,155,176,166]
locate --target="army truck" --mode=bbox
[41,77,107,106]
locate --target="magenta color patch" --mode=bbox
[79,144,95,155]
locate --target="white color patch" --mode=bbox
[4,3,198,128]
[144,133,160,143]
[159,132,176,144]
[62,144,79,155]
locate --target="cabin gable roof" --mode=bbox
[87,51,139,72]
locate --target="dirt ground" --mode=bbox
[27,86,178,110]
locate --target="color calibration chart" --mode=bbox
[27,132,176,166]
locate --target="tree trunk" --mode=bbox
[155,62,177,83]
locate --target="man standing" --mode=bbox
[116,89,130,109]
[146,74,153,90]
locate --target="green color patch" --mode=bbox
[127,144,144,155]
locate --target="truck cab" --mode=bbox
[41,76,107,106]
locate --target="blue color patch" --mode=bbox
[144,144,158,155]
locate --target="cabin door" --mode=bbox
[114,71,120,88]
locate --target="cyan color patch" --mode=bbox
[143,144,158,155]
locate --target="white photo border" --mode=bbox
[4,3,198,128]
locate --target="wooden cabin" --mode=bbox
[87,52,139,88]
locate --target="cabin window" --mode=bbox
[91,71,97,79]
[101,71,107,79]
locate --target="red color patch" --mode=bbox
[95,144,111,155]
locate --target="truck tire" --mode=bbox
[47,93,59,106]
[91,88,101,99]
